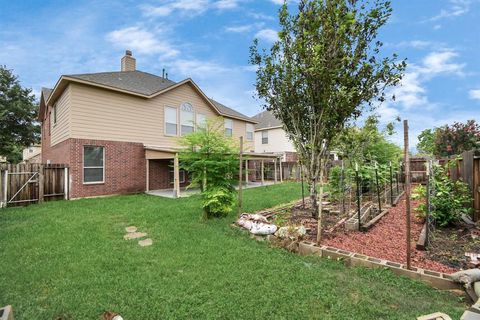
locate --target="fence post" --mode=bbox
[38,164,44,203]
[404,120,412,270]
[64,167,69,200]
[237,137,243,216]
[390,162,394,206]
[374,162,382,212]
[355,162,361,231]
[1,170,6,208]
[3,170,8,207]
[425,160,430,248]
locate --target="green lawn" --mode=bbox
[0,182,465,319]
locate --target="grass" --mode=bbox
[0,182,465,319]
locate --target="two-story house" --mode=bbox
[39,50,257,199]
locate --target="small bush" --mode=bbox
[202,187,236,219]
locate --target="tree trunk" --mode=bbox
[316,161,325,244]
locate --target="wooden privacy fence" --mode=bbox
[0,163,69,208]
[402,150,480,221]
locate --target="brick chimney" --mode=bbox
[121,50,136,71]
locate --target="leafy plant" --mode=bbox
[202,186,236,219]
[412,185,427,220]
[179,118,239,219]
[414,162,473,227]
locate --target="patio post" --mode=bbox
[274,159,278,184]
[261,160,265,185]
[146,159,150,192]
[245,159,249,184]
[279,158,283,182]
[173,153,180,198]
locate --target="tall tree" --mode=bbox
[0,66,40,162]
[250,0,405,243]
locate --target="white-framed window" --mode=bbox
[196,113,207,130]
[224,118,233,137]
[169,169,186,184]
[246,123,254,141]
[262,130,268,144]
[180,102,194,136]
[83,146,104,184]
[165,106,178,136]
[53,103,57,125]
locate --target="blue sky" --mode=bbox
[1,0,479,150]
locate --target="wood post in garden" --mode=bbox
[404,120,412,270]
[374,162,381,212]
[390,162,394,206]
[238,136,243,215]
[355,162,361,231]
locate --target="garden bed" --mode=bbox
[263,195,465,274]
[427,222,480,270]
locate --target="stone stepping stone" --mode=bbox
[138,238,153,247]
[123,232,147,240]
[125,226,137,233]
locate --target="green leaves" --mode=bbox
[0,65,40,162]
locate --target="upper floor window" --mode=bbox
[246,123,254,141]
[224,118,233,137]
[180,102,194,136]
[196,113,207,130]
[165,106,177,136]
[262,130,268,144]
[53,103,57,125]
[83,146,104,184]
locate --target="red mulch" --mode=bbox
[322,197,457,274]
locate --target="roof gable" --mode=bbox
[252,110,283,130]
[44,71,256,123]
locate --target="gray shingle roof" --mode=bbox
[209,99,254,123]
[66,70,176,96]
[252,110,283,130]
[41,87,52,101]
[61,70,254,122]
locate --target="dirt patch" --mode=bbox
[427,224,480,270]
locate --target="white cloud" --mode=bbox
[225,22,264,33]
[141,0,239,17]
[255,29,278,43]
[106,27,179,58]
[469,89,480,100]
[214,0,240,9]
[420,51,465,76]
[428,0,473,21]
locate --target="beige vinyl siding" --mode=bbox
[51,85,71,146]
[232,119,254,151]
[69,82,252,148]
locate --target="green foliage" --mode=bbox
[417,120,480,157]
[412,185,427,220]
[0,66,40,162]
[202,186,236,218]
[179,118,238,218]
[431,162,472,227]
[413,162,472,227]
[250,0,405,217]
[334,115,402,167]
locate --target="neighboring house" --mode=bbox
[22,145,42,163]
[252,110,339,163]
[39,50,257,199]
[253,110,297,162]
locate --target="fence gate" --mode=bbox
[0,163,69,208]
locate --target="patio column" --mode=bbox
[173,153,180,198]
[146,159,150,192]
[245,159,249,184]
[261,160,264,185]
[279,158,283,182]
[274,159,278,184]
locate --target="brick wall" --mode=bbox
[149,159,190,190]
[69,139,146,198]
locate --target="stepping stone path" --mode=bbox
[124,226,153,247]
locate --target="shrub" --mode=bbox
[410,162,472,227]
[202,187,236,219]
